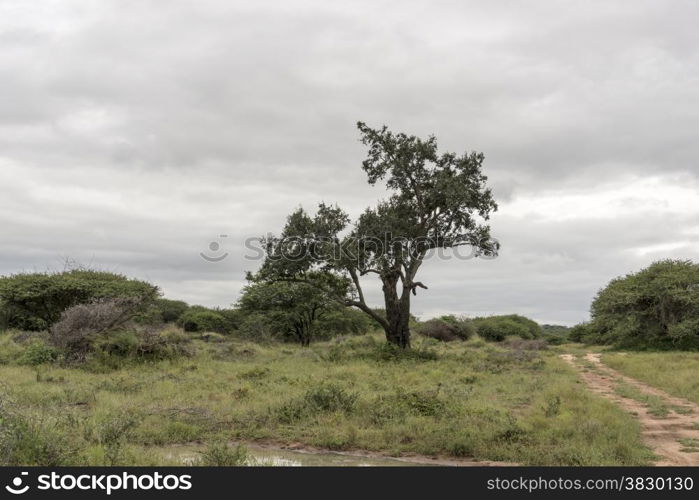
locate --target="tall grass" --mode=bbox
[603,352,699,404]
[0,331,654,465]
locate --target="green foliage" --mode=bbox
[314,307,375,337]
[587,260,699,349]
[92,410,138,465]
[369,389,451,424]
[238,278,350,345]
[303,383,358,413]
[93,326,193,365]
[416,316,475,342]
[473,314,542,341]
[0,334,24,365]
[0,270,159,331]
[197,442,249,466]
[276,383,358,423]
[18,341,59,366]
[0,392,81,465]
[179,309,229,333]
[569,323,593,343]
[154,299,190,323]
[319,335,438,362]
[0,332,658,465]
[541,324,571,345]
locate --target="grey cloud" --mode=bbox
[1,0,698,323]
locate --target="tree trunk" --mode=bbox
[382,276,411,348]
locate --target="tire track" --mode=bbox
[561,353,699,466]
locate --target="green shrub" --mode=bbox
[541,324,571,345]
[473,314,541,341]
[0,270,158,331]
[178,309,229,333]
[303,383,358,413]
[314,308,375,338]
[18,341,59,366]
[371,342,439,361]
[0,393,81,465]
[0,333,23,365]
[95,326,193,362]
[568,322,593,343]
[198,442,249,466]
[416,316,475,342]
[275,383,357,423]
[154,299,190,323]
[320,336,438,362]
[92,411,138,465]
[369,389,451,423]
[586,260,699,349]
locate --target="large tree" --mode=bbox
[249,122,498,348]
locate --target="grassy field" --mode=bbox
[0,330,655,466]
[602,352,699,404]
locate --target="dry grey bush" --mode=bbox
[502,338,548,351]
[49,297,145,360]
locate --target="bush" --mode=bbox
[541,324,571,345]
[371,342,439,361]
[18,341,59,366]
[178,309,229,333]
[49,297,147,361]
[473,314,542,341]
[0,334,24,365]
[416,316,475,342]
[586,260,699,349]
[198,442,249,466]
[154,299,190,323]
[95,326,193,362]
[568,322,593,343]
[303,383,358,413]
[235,312,276,341]
[314,308,375,338]
[92,411,138,465]
[370,389,451,423]
[502,338,548,351]
[316,335,438,363]
[275,383,357,423]
[0,392,81,465]
[0,270,158,331]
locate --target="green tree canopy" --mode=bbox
[238,273,351,345]
[0,270,159,331]
[588,259,699,349]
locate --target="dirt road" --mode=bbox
[561,352,699,466]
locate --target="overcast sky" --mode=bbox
[1,0,698,325]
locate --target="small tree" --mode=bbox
[250,122,498,348]
[239,274,350,345]
[588,259,699,349]
[0,270,159,330]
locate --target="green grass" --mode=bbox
[603,352,699,404]
[614,383,671,418]
[678,438,699,453]
[0,331,655,465]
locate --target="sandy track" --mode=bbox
[560,353,699,466]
